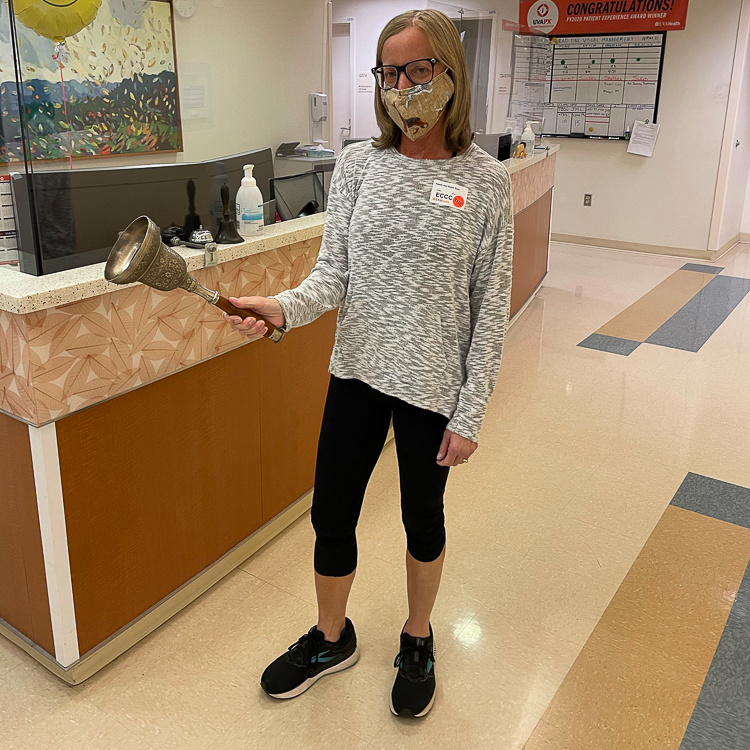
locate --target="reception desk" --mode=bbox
[0,145,556,683]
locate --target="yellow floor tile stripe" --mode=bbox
[524,506,750,750]
[596,270,716,342]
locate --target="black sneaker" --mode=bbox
[260,617,359,699]
[390,623,436,717]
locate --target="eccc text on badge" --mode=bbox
[430,179,469,211]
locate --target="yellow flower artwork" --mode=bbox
[0,0,182,161]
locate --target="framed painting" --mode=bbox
[0,0,183,162]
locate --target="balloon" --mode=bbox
[7,0,102,43]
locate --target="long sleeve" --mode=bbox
[445,178,514,443]
[269,155,355,330]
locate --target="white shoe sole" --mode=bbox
[390,688,435,718]
[264,645,360,700]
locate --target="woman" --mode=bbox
[223,9,513,718]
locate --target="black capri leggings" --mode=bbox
[311,375,451,577]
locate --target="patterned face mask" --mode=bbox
[380,71,455,141]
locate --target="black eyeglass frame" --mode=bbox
[370,58,442,90]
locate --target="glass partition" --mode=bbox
[426,2,496,134]
[0,0,331,275]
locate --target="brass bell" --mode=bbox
[104,216,283,343]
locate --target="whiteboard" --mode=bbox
[509,33,666,140]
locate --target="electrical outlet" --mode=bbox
[584,194,592,206]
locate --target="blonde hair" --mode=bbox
[372,10,473,153]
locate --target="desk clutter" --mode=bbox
[276,141,335,158]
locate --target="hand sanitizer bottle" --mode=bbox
[236,164,264,236]
[521,121,538,155]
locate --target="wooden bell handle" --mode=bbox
[221,182,231,219]
[213,295,284,342]
[187,178,196,212]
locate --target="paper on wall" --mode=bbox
[496,74,511,96]
[627,121,660,157]
[181,75,210,120]
[358,72,374,93]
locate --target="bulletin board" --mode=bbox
[508,32,667,140]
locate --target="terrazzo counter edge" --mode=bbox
[0,214,326,314]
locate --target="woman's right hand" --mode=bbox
[223,296,285,340]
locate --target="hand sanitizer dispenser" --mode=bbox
[309,92,328,143]
[236,165,264,237]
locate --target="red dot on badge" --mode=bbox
[453,195,464,208]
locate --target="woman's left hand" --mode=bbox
[436,429,478,467]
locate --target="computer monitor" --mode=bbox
[270,171,327,221]
[474,133,512,161]
[342,138,370,149]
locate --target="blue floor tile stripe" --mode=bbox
[680,264,724,275]
[671,473,750,529]
[577,333,641,356]
[678,561,750,750]
[645,275,750,352]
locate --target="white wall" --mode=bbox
[743,174,750,235]
[549,0,744,254]
[175,0,330,163]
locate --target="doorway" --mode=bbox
[332,22,354,153]
[426,2,495,133]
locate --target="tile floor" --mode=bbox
[3,240,750,749]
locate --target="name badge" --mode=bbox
[430,180,468,210]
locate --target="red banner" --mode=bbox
[520,0,689,35]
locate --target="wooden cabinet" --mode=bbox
[259,311,337,522]
[0,414,54,655]
[53,312,335,655]
[510,189,553,318]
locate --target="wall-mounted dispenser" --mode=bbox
[309,92,328,143]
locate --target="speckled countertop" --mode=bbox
[505,142,559,175]
[0,145,559,316]
[0,214,325,315]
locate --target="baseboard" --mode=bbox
[710,233,745,261]
[551,233,718,261]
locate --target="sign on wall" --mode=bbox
[520,0,689,36]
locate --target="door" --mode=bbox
[332,22,353,153]
[453,17,493,134]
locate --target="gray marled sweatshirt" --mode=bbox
[270,140,514,443]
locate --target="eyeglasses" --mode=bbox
[371,58,441,91]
